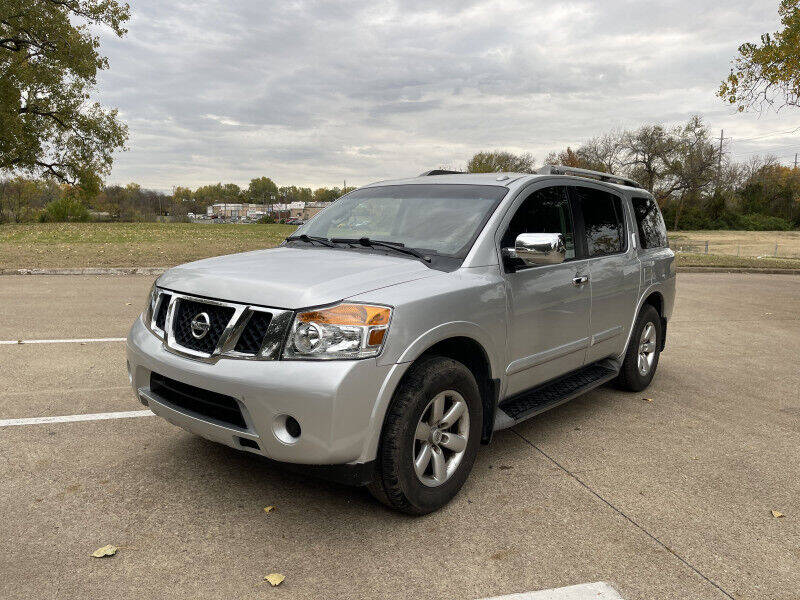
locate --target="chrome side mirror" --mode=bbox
[509,232,566,266]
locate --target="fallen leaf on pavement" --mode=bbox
[91,544,117,558]
[772,510,785,518]
[643,398,653,402]
[264,573,285,586]
[263,506,275,513]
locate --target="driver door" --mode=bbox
[501,185,591,397]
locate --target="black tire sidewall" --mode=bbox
[381,357,482,514]
[621,305,662,391]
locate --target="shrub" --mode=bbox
[257,215,276,224]
[39,197,90,222]
[735,213,792,231]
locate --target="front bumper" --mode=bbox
[127,316,394,472]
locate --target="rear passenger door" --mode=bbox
[570,184,641,364]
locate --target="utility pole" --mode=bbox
[716,129,724,191]
[795,153,798,169]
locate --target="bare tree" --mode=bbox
[576,131,626,174]
[621,125,677,193]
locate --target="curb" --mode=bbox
[676,266,800,275]
[1,267,167,276]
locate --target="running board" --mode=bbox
[494,362,619,430]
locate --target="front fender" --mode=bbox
[358,320,502,463]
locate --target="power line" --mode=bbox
[728,126,800,142]
[730,144,800,157]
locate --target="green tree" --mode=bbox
[247,177,278,204]
[0,0,130,194]
[193,183,238,209]
[466,151,535,173]
[718,0,800,111]
[313,187,343,203]
[664,117,720,229]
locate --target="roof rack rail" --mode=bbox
[537,165,642,189]
[418,169,464,176]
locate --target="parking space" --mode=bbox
[1,273,798,599]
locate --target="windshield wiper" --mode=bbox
[330,237,431,263]
[285,234,335,248]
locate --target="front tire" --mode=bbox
[368,356,482,515]
[616,304,662,392]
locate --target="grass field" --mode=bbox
[2,223,800,270]
[0,223,297,269]
[670,230,800,259]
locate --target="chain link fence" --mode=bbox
[669,240,800,259]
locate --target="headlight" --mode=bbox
[283,303,392,360]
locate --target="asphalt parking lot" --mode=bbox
[1,273,798,600]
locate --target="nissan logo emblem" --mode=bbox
[190,312,211,339]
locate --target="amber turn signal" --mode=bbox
[297,304,391,327]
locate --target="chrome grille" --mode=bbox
[172,299,235,354]
[148,289,293,362]
[234,311,273,355]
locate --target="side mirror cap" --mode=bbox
[511,232,566,267]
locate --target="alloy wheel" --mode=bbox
[412,390,470,487]
[638,321,657,376]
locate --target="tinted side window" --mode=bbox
[573,187,625,257]
[631,196,668,249]
[501,186,576,264]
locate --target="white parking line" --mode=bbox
[481,582,624,600]
[0,337,126,345]
[0,410,154,427]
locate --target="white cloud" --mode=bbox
[96,0,800,190]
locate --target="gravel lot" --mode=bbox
[1,273,798,600]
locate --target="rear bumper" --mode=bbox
[126,316,394,472]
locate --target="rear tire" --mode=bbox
[616,304,662,392]
[368,356,482,515]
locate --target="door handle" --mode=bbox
[572,275,589,286]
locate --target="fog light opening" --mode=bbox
[273,415,302,444]
[285,416,301,439]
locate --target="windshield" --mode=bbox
[294,184,507,257]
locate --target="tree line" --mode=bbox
[0,176,356,223]
[467,115,800,231]
[2,114,799,229]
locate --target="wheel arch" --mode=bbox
[415,336,499,445]
[642,290,664,316]
[363,324,502,463]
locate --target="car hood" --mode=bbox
[157,246,441,309]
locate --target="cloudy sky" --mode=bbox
[96,0,800,191]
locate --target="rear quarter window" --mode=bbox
[631,196,668,249]
[573,186,626,257]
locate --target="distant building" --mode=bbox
[207,203,269,218]
[291,202,329,220]
[206,201,329,220]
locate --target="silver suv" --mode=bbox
[127,166,675,514]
